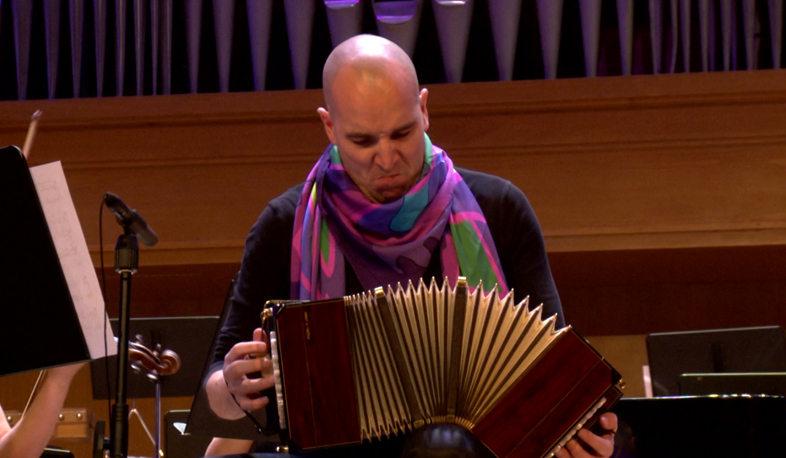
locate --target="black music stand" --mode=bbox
[90,316,219,458]
[90,316,220,400]
[2,144,116,458]
[646,325,786,397]
[678,372,786,396]
[0,145,94,375]
[612,396,786,458]
[164,410,214,458]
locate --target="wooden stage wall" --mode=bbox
[1,69,784,335]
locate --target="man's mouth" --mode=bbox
[375,174,401,185]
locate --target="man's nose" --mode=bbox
[375,139,396,170]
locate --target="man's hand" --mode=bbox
[221,328,275,412]
[555,412,618,458]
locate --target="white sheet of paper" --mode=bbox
[30,161,116,359]
[642,364,653,398]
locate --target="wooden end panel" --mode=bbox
[507,360,613,458]
[472,330,606,458]
[306,300,361,447]
[278,305,316,449]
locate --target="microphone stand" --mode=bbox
[110,231,139,458]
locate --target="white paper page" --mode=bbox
[30,161,116,359]
[642,364,653,398]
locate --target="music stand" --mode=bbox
[678,372,786,397]
[90,316,219,457]
[646,325,786,397]
[90,316,219,399]
[0,145,114,376]
[612,396,786,457]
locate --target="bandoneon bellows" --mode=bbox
[263,277,623,458]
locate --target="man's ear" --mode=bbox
[419,88,430,131]
[317,107,337,144]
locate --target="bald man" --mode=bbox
[204,35,616,457]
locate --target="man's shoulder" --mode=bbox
[455,167,510,185]
[249,183,304,231]
[455,167,517,199]
[268,182,305,210]
[454,167,535,223]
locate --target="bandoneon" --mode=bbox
[262,277,623,458]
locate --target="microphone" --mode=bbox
[103,192,159,246]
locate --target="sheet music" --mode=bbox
[30,161,116,359]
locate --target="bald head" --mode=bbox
[322,34,420,113]
[316,35,430,203]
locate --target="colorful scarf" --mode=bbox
[290,134,508,300]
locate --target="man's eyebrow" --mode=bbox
[392,121,417,133]
[343,121,418,141]
[345,131,373,141]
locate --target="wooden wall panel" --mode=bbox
[1,73,785,328]
[1,91,327,266]
[551,246,786,336]
[1,69,785,333]
[425,73,786,252]
[2,70,785,267]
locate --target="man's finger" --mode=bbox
[225,340,266,363]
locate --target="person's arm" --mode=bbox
[204,437,254,456]
[496,182,618,457]
[465,170,564,326]
[467,171,617,457]
[0,404,10,441]
[205,189,300,420]
[0,363,83,458]
[496,183,617,458]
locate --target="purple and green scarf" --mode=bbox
[290,134,508,300]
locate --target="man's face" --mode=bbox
[318,76,430,204]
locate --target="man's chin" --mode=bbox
[374,187,407,204]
